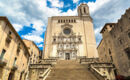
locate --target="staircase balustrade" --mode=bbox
[30,64,52,69]
[89,63,115,80]
[80,58,99,64]
[39,67,51,80]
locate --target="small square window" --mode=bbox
[74,19,76,23]
[119,39,123,44]
[53,38,56,42]
[124,47,130,59]
[9,31,12,35]
[128,32,130,38]
[110,25,112,27]
[109,49,111,55]
[79,38,81,41]
[120,26,123,32]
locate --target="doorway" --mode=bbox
[0,67,3,79]
[19,72,23,80]
[8,71,14,80]
[65,53,70,60]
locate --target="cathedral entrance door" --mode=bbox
[65,53,70,60]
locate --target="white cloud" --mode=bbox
[48,0,64,8]
[31,20,46,36]
[13,24,23,32]
[0,0,62,45]
[62,9,77,16]
[94,27,102,35]
[94,27,102,45]
[88,0,111,13]
[38,44,43,47]
[88,0,130,46]
[22,35,43,43]
[73,0,79,3]
[0,0,130,48]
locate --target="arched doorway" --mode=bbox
[65,53,70,60]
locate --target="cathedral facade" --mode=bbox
[43,3,98,60]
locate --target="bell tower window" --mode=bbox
[84,7,86,14]
[80,9,82,15]
[78,3,89,16]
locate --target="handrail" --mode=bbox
[89,63,115,80]
[91,65,106,77]
[39,67,51,80]
[42,59,57,62]
[29,63,52,69]
[90,66,106,80]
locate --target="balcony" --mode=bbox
[17,45,21,54]
[0,58,7,67]
[12,64,18,70]
[17,48,20,53]
[6,35,12,44]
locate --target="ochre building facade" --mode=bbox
[0,17,30,80]
[97,8,130,77]
[23,39,40,64]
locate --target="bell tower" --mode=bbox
[78,3,90,16]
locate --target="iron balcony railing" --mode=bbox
[0,57,7,66]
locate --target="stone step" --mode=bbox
[45,60,98,80]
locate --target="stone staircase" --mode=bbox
[45,60,99,80]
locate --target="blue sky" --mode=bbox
[0,0,130,50]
